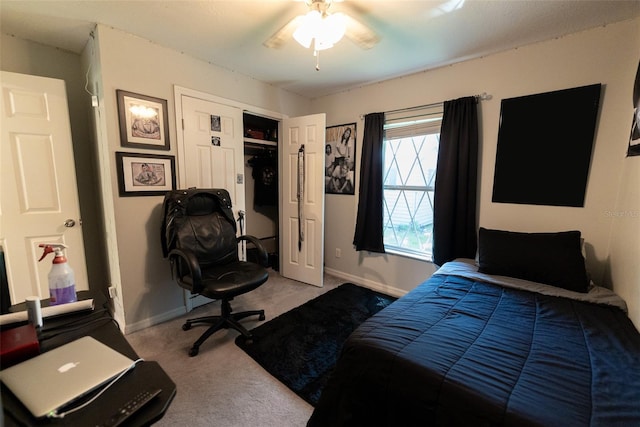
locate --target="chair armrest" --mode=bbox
[168,248,203,293]
[238,235,269,267]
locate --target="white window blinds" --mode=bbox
[384,103,443,139]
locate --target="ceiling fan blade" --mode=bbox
[263,15,305,49]
[342,14,379,50]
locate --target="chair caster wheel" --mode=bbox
[188,347,199,357]
[259,313,266,321]
[182,323,191,331]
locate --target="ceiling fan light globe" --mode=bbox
[308,13,345,51]
[314,29,334,51]
[314,20,342,50]
[293,28,313,48]
[294,10,322,48]
[314,39,334,51]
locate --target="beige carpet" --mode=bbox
[126,270,344,427]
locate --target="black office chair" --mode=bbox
[161,188,269,356]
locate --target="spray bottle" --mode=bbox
[38,243,77,305]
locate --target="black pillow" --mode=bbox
[477,227,589,293]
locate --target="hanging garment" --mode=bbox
[248,152,278,206]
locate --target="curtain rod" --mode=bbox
[359,92,492,120]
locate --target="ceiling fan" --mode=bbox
[264,0,379,69]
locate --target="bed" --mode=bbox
[307,228,640,427]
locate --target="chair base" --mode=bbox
[183,299,265,356]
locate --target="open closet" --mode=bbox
[243,112,279,270]
[176,86,326,289]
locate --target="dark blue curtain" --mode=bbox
[432,96,479,266]
[353,113,385,253]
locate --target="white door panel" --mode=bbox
[280,113,325,287]
[181,96,244,208]
[1,71,89,303]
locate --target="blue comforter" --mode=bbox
[308,270,640,426]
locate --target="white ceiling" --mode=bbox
[2,1,639,99]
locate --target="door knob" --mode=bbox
[64,219,76,228]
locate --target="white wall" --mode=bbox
[607,152,640,327]
[312,18,640,327]
[89,24,311,331]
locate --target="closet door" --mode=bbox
[178,94,245,309]
[280,114,326,287]
[180,96,245,212]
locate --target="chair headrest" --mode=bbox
[160,188,237,257]
[186,194,219,216]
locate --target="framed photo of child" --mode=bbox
[116,152,176,196]
[116,90,170,150]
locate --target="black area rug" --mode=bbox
[235,283,396,406]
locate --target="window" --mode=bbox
[383,105,443,260]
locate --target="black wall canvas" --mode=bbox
[492,84,601,207]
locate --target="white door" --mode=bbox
[179,96,245,210]
[178,95,245,308]
[0,71,89,303]
[280,113,326,287]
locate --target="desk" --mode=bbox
[2,292,176,426]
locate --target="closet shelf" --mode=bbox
[244,138,277,147]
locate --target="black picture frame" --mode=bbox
[325,123,356,195]
[116,90,170,150]
[116,152,176,197]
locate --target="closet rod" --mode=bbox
[359,92,492,120]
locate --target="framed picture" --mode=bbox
[628,60,640,157]
[116,90,170,150]
[211,115,221,132]
[325,123,356,195]
[116,152,176,196]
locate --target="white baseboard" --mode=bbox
[124,270,406,334]
[124,306,187,335]
[323,267,408,298]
